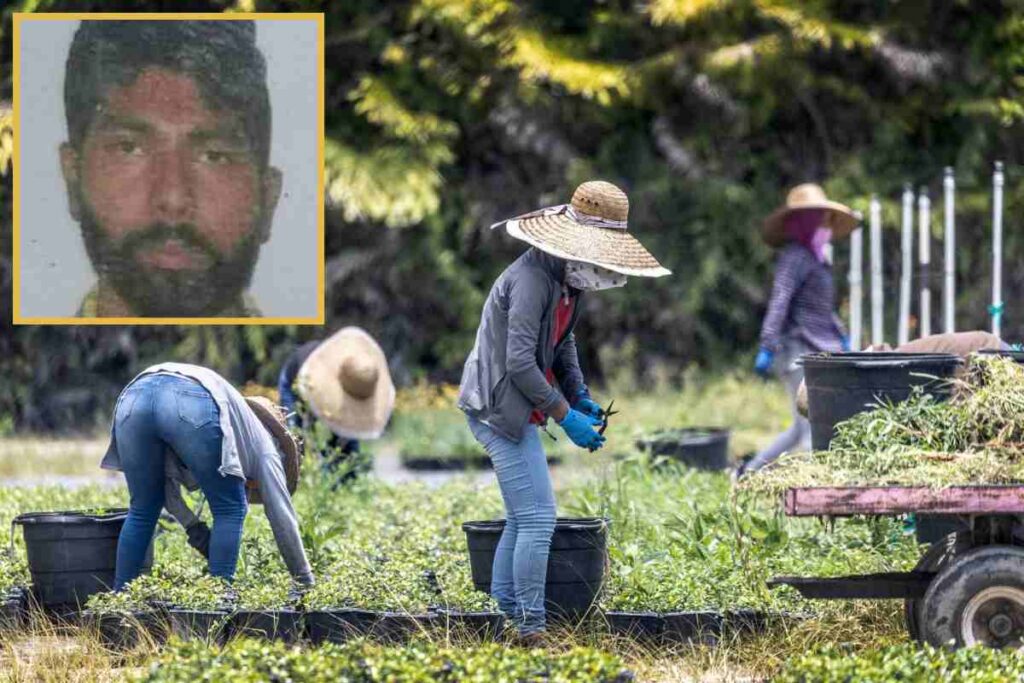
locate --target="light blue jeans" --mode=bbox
[468,416,556,636]
[113,374,248,589]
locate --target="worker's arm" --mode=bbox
[759,247,811,352]
[254,450,314,585]
[506,270,568,418]
[553,331,589,407]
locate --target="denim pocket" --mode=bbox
[175,389,216,428]
[115,388,141,425]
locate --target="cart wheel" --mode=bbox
[921,545,1024,649]
[905,532,971,642]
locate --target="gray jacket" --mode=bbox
[457,248,588,442]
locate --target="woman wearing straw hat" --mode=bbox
[279,328,395,484]
[739,184,857,477]
[101,362,315,590]
[458,180,669,641]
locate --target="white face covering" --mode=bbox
[565,260,627,291]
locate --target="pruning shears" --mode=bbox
[598,399,619,436]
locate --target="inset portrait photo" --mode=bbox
[13,14,324,323]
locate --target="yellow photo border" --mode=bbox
[11,12,326,326]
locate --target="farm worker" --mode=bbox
[278,328,394,483]
[794,331,1010,418]
[102,363,313,590]
[742,184,858,478]
[458,180,670,641]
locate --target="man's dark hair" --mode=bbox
[64,20,271,168]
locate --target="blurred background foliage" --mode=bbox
[3,0,1024,431]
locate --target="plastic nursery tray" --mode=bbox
[85,610,169,651]
[428,608,506,639]
[305,609,437,644]
[605,609,792,644]
[228,609,303,643]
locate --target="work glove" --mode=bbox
[185,521,212,560]
[840,335,852,352]
[557,408,606,451]
[754,347,775,378]
[572,390,603,419]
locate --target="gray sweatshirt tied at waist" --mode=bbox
[457,248,589,442]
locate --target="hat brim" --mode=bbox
[762,201,859,247]
[296,327,395,441]
[244,396,300,505]
[506,216,671,278]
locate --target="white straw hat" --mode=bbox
[494,181,671,278]
[763,183,858,247]
[295,327,395,440]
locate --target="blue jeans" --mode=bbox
[468,416,556,635]
[113,374,248,589]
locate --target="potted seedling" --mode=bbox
[161,574,233,645]
[0,558,27,633]
[229,573,302,643]
[429,562,505,640]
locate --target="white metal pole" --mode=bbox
[919,188,932,338]
[898,184,914,346]
[849,225,863,351]
[992,160,1005,337]
[870,195,884,346]
[943,167,956,334]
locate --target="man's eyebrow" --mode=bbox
[189,124,252,148]
[92,113,154,135]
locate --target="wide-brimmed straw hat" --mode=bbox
[296,327,395,440]
[244,396,301,505]
[493,181,671,277]
[763,183,858,247]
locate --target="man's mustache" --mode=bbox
[119,223,221,263]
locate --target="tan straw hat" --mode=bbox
[295,327,395,440]
[495,181,671,277]
[243,396,301,505]
[763,183,858,247]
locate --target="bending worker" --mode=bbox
[458,181,669,641]
[278,328,394,483]
[744,184,857,477]
[102,362,312,590]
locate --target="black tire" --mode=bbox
[921,545,1024,649]
[904,532,971,642]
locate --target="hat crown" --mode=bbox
[571,181,629,223]
[786,183,828,207]
[341,355,378,400]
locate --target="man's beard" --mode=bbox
[79,204,262,317]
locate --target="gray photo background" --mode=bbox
[17,19,320,318]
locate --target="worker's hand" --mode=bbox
[185,521,212,559]
[572,390,603,419]
[754,347,775,378]
[557,409,606,451]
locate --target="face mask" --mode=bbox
[565,261,627,291]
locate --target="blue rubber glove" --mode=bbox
[840,335,851,352]
[557,409,606,451]
[754,347,775,377]
[573,391,603,419]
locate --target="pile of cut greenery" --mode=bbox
[743,356,1024,494]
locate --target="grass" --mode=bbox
[0,372,942,681]
[0,437,114,479]
[742,356,1024,495]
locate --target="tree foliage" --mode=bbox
[3,0,1024,430]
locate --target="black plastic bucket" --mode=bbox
[462,517,609,623]
[14,509,153,610]
[801,353,963,450]
[635,428,730,470]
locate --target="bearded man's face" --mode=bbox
[61,67,280,316]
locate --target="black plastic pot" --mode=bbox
[635,428,730,470]
[86,610,168,650]
[169,608,230,644]
[463,517,609,623]
[430,608,505,639]
[0,589,25,632]
[401,456,484,471]
[228,609,303,643]
[661,611,723,644]
[801,352,963,450]
[604,611,664,641]
[309,608,435,643]
[14,509,153,611]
